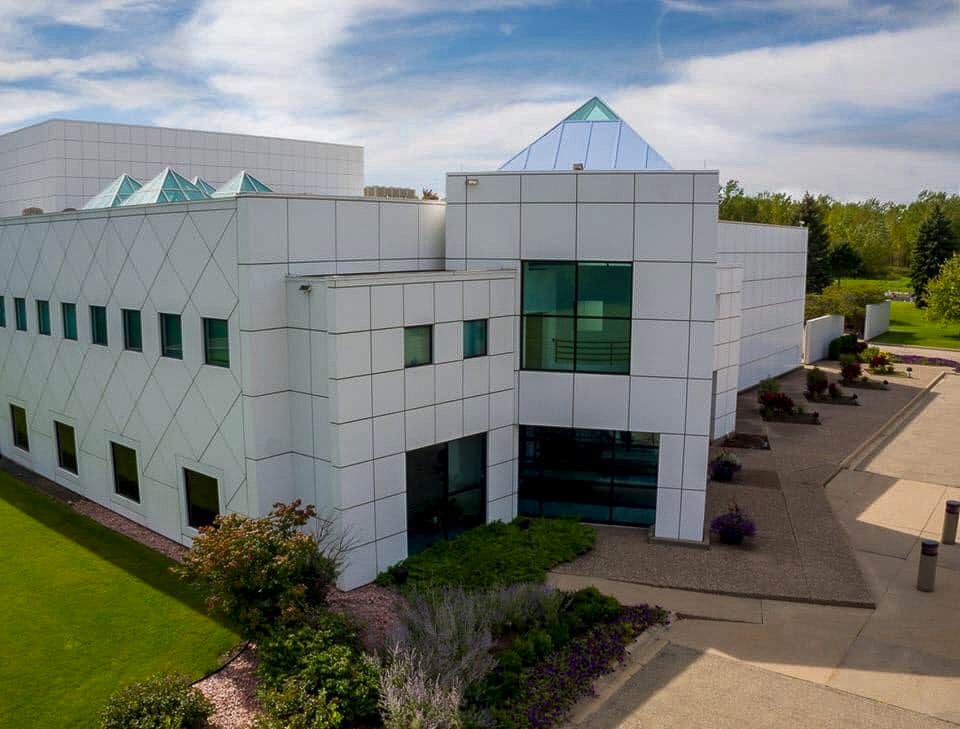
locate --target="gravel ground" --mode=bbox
[328,583,402,653]
[195,646,260,729]
[70,499,187,561]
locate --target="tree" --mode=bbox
[828,242,863,283]
[925,255,960,333]
[795,193,832,293]
[719,179,760,222]
[910,203,957,307]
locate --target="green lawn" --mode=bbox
[838,275,910,292]
[0,472,239,728]
[871,300,960,350]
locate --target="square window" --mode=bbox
[122,309,142,351]
[184,468,220,528]
[37,301,51,335]
[0,296,5,327]
[202,318,229,368]
[10,405,28,451]
[55,421,78,474]
[463,319,488,358]
[111,442,140,502]
[160,313,183,359]
[14,298,27,331]
[404,325,432,367]
[62,303,77,340]
[90,305,108,345]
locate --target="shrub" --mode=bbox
[176,500,347,636]
[489,605,668,729]
[828,382,844,398]
[757,377,780,401]
[253,678,343,729]
[377,517,595,591]
[840,357,863,382]
[256,617,380,728]
[828,333,860,360]
[379,646,464,729]
[807,284,886,334]
[759,391,796,415]
[101,673,213,729]
[805,367,829,395]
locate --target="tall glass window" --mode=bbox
[111,442,140,502]
[406,433,486,554]
[184,468,220,528]
[0,296,5,327]
[14,298,27,331]
[36,300,51,335]
[521,261,631,374]
[518,426,658,526]
[10,405,29,451]
[122,309,142,351]
[160,313,182,359]
[90,305,108,345]
[203,318,229,368]
[62,303,77,340]
[404,325,432,368]
[463,319,488,358]
[55,421,78,474]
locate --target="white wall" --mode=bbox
[450,170,718,543]
[803,314,845,364]
[0,200,248,542]
[713,266,743,438]
[864,300,891,341]
[717,221,808,389]
[0,119,364,217]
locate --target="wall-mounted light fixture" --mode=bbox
[572,163,584,171]
[465,177,479,186]
[299,284,312,292]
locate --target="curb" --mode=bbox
[191,641,252,686]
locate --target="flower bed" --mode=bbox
[758,391,820,424]
[891,353,960,373]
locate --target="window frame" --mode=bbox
[36,300,51,335]
[404,324,433,368]
[202,317,230,368]
[90,305,108,346]
[54,420,78,474]
[10,404,29,452]
[463,319,488,359]
[0,296,5,327]
[14,297,27,331]
[183,467,221,529]
[122,309,142,352]
[62,302,77,340]
[520,261,632,375]
[109,441,141,504]
[159,313,183,359]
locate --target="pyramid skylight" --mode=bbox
[121,168,210,206]
[82,174,142,209]
[192,176,217,196]
[500,96,671,171]
[211,170,272,197]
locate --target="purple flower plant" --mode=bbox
[891,354,960,373]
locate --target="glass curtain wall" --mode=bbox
[518,426,659,526]
[521,261,631,373]
[406,433,486,554]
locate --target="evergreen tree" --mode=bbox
[910,203,957,307]
[795,193,832,293]
[828,241,863,284]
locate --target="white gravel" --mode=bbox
[195,646,261,729]
[70,498,187,561]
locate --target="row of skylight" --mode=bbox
[82,168,272,210]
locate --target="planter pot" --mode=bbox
[710,462,737,482]
[718,528,744,545]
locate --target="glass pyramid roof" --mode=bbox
[211,170,272,197]
[192,176,217,196]
[82,174,142,209]
[564,97,619,122]
[121,168,210,206]
[500,96,672,171]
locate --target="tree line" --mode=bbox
[718,180,960,283]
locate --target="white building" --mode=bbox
[0,99,807,588]
[0,119,363,218]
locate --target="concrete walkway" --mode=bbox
[558,372,960,727]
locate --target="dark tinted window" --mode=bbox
[185,469,220,528]
[111,442,140,502]
[55,421,78,474]
[10,405,28,451]
[160,313,182,359]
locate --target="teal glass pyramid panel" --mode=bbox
[565,97,620,122]
[212,170,273,197]
[82,174,142,209]
[121,168,208,206]
[193,177,217,196]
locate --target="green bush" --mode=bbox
[176,501,345,636]
[807,284,886,334]
[255,618,380,728]
[757,377,780,402]
[100,673,213,729]
[828,333,859,360]
[805,366,829,395]
[376,517,595,591]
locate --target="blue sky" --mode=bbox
[2,0,959,201]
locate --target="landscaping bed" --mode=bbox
[804,392,859,405]
[760,411,821,424]
[720,432,770,450]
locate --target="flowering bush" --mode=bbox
[759,391,796,415]
[708,451,742,481]
[869,352,895,374]
[828,382,844,398]
[805,367,829,396]
[489,605,668,729]
[839,357,863,382]
[709,503,757,544]
[379,646,463,729]
[176,500,348,636]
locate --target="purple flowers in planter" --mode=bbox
[709,502,757,545]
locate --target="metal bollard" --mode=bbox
[942,500,960,545]
[917,540,938,592]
